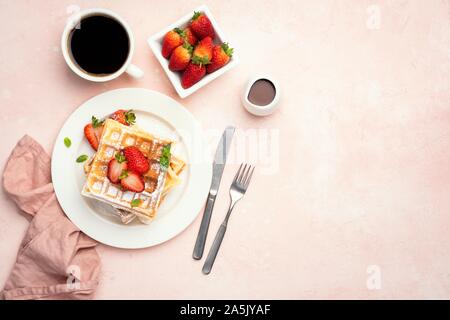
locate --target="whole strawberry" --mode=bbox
[192,36,213,65]
[123,146,149,175]
[206,43,233,73]
[190,11,215,40]
[184,27,198,46]
[181,62,206,89]
[162,28,185,59]
[110,109,136,126]
[169,43,193,71]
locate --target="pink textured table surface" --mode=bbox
[1,0,450,299]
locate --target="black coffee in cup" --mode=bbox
[69,15,130,75]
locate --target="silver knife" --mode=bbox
[193,126,235,260]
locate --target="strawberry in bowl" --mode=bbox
[148,5,239,98]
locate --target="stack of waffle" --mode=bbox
[82,119,185,224]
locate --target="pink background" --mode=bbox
[1,0,450,299]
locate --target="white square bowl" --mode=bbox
[147,5,239,98]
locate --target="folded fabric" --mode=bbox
[1,135,100,300]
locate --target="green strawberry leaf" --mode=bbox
[192,11,201,21]
[119,170,128,180]
[64,137,72,148]
[221,43,234,57]
[125,110,136,125]
[76,154,88,163]
[115,152,126,163]
[182,42,193,54]
[91,116,104,128]
[174,27,186,38]
[192,55,210,66]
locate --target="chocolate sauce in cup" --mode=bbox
[242,76,280,116]
[248,79,277,106]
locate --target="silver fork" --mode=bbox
[202,163,255,274]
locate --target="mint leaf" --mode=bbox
[131,199,141,208]
[159,144,171,169]
[76,154,88,163]
[64,137,71,148]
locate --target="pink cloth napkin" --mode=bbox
[1,135,101,300]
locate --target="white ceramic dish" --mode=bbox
[51,88,212,249]
[147,5,239,98]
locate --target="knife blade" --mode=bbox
[193,126,235,260]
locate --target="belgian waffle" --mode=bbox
[82,119,185,224]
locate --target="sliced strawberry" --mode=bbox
[84,124,99,150]
[94,125,104,140]
[120,171,145,193]
[107,153,128,184]
[123,146,149,175]
[107,160,127,184]
[110,109,136,126]
[84,116,104,151]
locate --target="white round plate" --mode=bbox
[52,88,211,249]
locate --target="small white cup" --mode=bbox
[61,8,143,82]
[242,75,280,116]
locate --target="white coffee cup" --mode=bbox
[61,8,143,82]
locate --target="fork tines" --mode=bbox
[233,163,255,190]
